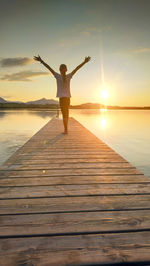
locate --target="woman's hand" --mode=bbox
[84,56,91,63]
[33,55,42,63]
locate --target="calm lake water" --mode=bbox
[0,109,150,177]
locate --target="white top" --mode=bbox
[53,72,73,98]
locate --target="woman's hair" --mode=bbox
[59,64,67,83]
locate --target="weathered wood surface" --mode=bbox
[0,168,141,178]
[0,209,150,237]
[1,194,150,215]
[0,174,149,187]
[1,183,150,199]
[0,117,150,266]
[0,232,150,266]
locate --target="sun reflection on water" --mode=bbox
[99,108,107,129]
[100,117,106,128]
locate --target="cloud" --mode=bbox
[80,27,101,36]
[60,41,65,47]
[59,38,80,48]
[133,48,150,54]
[0,70,49,81]
[81,30,91,36]
[80,25,112,37]
[0,57,34,67]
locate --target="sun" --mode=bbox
[101,89,108,99]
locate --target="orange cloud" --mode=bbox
[133,48,150,54]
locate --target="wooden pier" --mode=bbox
[0,117,150,265]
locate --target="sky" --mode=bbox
[0,0,150,106]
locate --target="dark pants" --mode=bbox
[59,97,70,118]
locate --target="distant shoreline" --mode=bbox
[0,97,150,110]
[0,104,150,110]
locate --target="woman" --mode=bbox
[33,55,91,134]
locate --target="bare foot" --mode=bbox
[63,130,68,134]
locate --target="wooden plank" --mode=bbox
[5,157,127,164]
[16,150,117,155]
[0,175,147,187]
[3,154,127,166]
[19,142,110,146]
[1,183,150,199]
[18,141,113,147]
[0,167,141,178]
[1,162,133,171]
[1,194,150,215]
[0,231,150,265]
[18,141,111,146]
[4,153,124,159]
[0,209,149,237]
[21,146,112,151]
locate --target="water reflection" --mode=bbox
[100,117,106,128]
[0,111,6,119]
[0,110,55,165]
[99,108,107,129]
[25,110,58,119]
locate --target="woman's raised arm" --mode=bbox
[33,55,55,75]
[71,56,91,76]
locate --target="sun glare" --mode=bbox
[100,83,110,101]
[100,117,106,128]
[101,89,109,100]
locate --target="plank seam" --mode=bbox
[1,192,150,200]
[1,208,150,216]
[1,228,150,240]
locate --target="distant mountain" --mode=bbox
[0,97,23,104]
[1,96,150,109]
[26,98,59,105]
[0,97,58,105]
[0,97,8,103]
[9,100,24,104]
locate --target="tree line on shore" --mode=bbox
[0,102,150,109]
